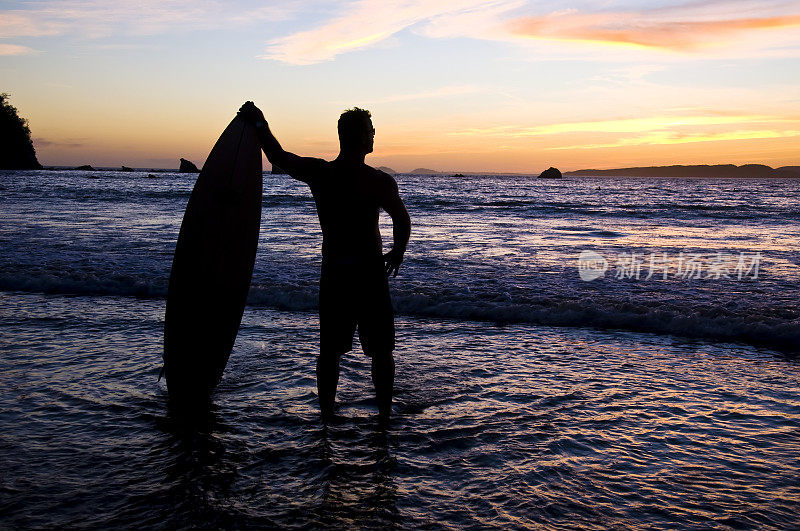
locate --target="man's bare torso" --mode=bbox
[300,159,398,266]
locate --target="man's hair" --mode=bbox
[338,107,372,145]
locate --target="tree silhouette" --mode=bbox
[0,93,42,169]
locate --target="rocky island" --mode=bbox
[179,158,200,173]
[538,167,562,179]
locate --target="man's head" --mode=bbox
[338,107,374,154]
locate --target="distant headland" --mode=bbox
[369,165,799,178]
[369,164,800,178]
[565,164,800,178]
[1,93,41,170]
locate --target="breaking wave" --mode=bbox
[2,268,797,353]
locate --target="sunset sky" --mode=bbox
[2,0,799,172]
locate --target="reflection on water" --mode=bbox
[155,405,243,528]
[1,292,799,528]
[151,395,399,528]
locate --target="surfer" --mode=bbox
[238,101,411,419]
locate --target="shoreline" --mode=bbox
[7,167,800,179]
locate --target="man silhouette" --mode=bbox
[238,102,411,418]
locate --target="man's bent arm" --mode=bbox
[387,195,411,252]
[381,179,411,276]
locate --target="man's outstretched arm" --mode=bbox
[238,101,323,184]
[381,178,411,277]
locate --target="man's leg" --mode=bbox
[371,353,395,418]
[318,264,355,418]
[358,265,395,418]
[317,350,341,417]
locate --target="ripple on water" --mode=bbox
[0,293,799,528]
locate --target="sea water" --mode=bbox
[1,169,798,528]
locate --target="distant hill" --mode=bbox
[564,164,798,178]
[777,166,800,175]
[408,168,441,175]
[376,166,396,175]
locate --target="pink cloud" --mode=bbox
[508,12,800,51]
[0,43,36,55]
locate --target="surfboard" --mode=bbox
[163,116,262,404]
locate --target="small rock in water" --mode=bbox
[179,158,200,173]
[538,167,562,179]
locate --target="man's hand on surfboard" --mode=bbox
[238,101,266,126]
[384,247,404,277]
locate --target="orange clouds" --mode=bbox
[445,112,800,152]
[450,114,796,137]
[508,13,800,51]
[547,130,800,151]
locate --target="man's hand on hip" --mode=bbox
[384,247,404,277]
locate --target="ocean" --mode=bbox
[1,169,799,528]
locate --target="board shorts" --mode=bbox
[319,261,395,358]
